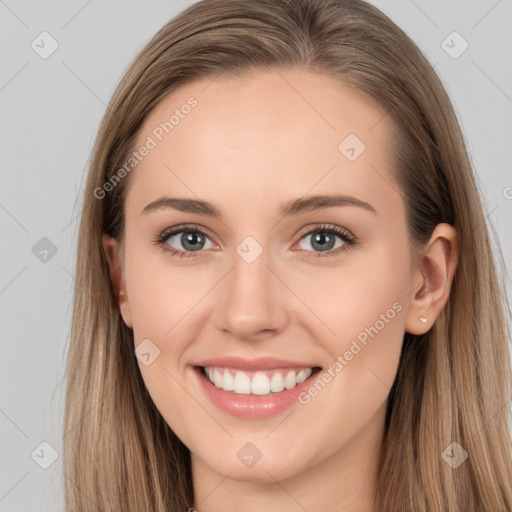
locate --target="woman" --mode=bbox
[63,0,512,510]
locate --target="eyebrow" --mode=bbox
[140,194,377,219]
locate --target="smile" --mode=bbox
[203,366,314,395]
[192,358,322,419]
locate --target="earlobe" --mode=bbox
[102,234,133,328]
[405,223,459,335]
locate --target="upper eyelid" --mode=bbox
[296,223,353,240]
[161,224,217,242]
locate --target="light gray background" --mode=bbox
[1,1,511,510]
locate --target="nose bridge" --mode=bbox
[215,237,287,339]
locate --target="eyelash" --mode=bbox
[153,223,356,259]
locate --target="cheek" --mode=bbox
[290,260,407,461]
[124,249,207,447]
[125,243,195,341]
[124,245,212,404]
[298,237,408,415]
[336,241,408,363]
[284,233,409,349]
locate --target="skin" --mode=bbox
[103,67,459,512]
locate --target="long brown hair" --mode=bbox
[63,0,512,510]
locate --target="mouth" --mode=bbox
[198,365,322,396]
[191,355,324,418]
[192,363,322,419]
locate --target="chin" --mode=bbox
[203,452,308,484]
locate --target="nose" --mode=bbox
[213,247,289,341]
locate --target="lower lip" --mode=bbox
[193,366,320,419]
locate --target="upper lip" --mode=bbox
[194,356,320,372]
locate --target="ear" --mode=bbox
[405,223,459,335]
[102,234,133,329]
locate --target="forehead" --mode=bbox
[126,68,400,221]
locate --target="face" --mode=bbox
[104,68,425,484]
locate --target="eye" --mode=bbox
[295,224,355,258]
[154,225,216,258]
[153,223,356,259]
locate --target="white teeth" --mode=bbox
[251,372,271,395]
[284,370,296,390]
[222,370,235,391]
[270,373,285,392]
[213,369,223,388]
[233,372,252,394]
[203,366,314,395]
[296,369,309,383]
